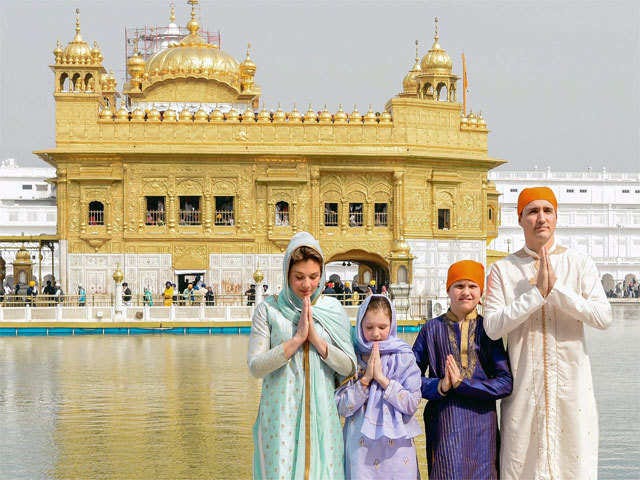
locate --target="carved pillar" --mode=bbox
[365,199,373,233]
[267,200,274,235]
[203,194,212,232]
[310,167,320,234]
[292,200,298,233]
[168,194,176,232]
[393,171,404,240]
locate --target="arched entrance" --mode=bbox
[326,249,390,293]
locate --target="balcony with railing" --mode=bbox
[179,210,201,225]
[374,211,388,226]
[145,209,166,226]
[214,210,234,226]
[88,210,104,225]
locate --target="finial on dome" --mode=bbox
[169,2,176,23]
[186,0,200,35]
[74,8,83,41]
[434,16,439,41]
[415,39,419,62]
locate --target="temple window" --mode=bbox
[437,208,450,230]
[179,196,201,225]
[145,196,166,226]
[488,207,494,222]
[215,196,235,225]
[324,203,338,226]
[59,73,69,92]
[88,201,104,225]
[349,203,363,227]
[374,203,388,226]
[275,201,290,226]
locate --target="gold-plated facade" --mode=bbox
[37,4,503,295]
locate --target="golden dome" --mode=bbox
[243,106,256,122]
[380,111,392,124]
[334,104,347,124]
[145,3,241,89]
[131,108,146,121]
[364,106,377,124]
[288,105,302,123]
[63,9,92,61]
[257,106,270,123]
[402,40,422,92]
[99,107,114,120]
[178,109,193,121]
[240,44,257,76]
[273,104,286,123]
[194,108,209,122]
[349,106,361,123]
[210,107,224,122]
[127,52,146,78]
[116,105,129,121]
[304,105,317,123]
[420,18,452,73]
[15,246,31,263]
[163,108,177,121]
[226,108,240,122]
[147,107,161,121]
[318,105,332,124]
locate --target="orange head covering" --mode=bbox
[517,186,558,217]
[446,260,485,293]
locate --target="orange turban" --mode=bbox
[517,186,557,217]
[446,260,485,293]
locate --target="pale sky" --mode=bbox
[1,0,638,172]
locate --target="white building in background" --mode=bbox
[488,168,640,286]
[0,158,58,286]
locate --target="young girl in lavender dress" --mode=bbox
[336,294,422,479]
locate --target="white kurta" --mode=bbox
[484,244,612,480]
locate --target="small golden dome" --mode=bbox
[334,104,347,124]
[273,104,286,123]
[304,105,317,123]
[242,106,256,123]
[53,40,63,61]
[127,52,146,78]
[421,18,452,73]
[15,246,31,263]
[460,113,469,126]
[99,107,114,120]
[257,106,271,123]
[380,111,392,124]
[91,41,103,63]
[194,108,209,122]
[319,105,332,124]
[468,111,478,127]
[147,107,161,122]
[402,40,422,93]
[210,107,224,122]
[163,108,177,121]
[477,112,487,128]
[240,44,257,75]
[116,105,129,121]
[392,238,411,254]
[226,108,240,122]
[178,109,193,121]
[131,108,146,121]
[288,104,302,123]
[349,106,361,124]
[364,106,377,124]
[63,9,92,62]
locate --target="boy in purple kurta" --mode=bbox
[412,260,513,480]
[336,294,422,479]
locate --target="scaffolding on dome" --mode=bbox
[124,25,221,80]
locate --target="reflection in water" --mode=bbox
[0,305,637,479]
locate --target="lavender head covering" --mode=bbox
[354,294,422,440]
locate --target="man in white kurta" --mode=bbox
[484,187,612,480]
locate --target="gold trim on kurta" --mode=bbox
[445,310,478,379]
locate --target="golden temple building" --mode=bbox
[36,2,504,299]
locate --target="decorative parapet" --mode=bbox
[459,111,488,131]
